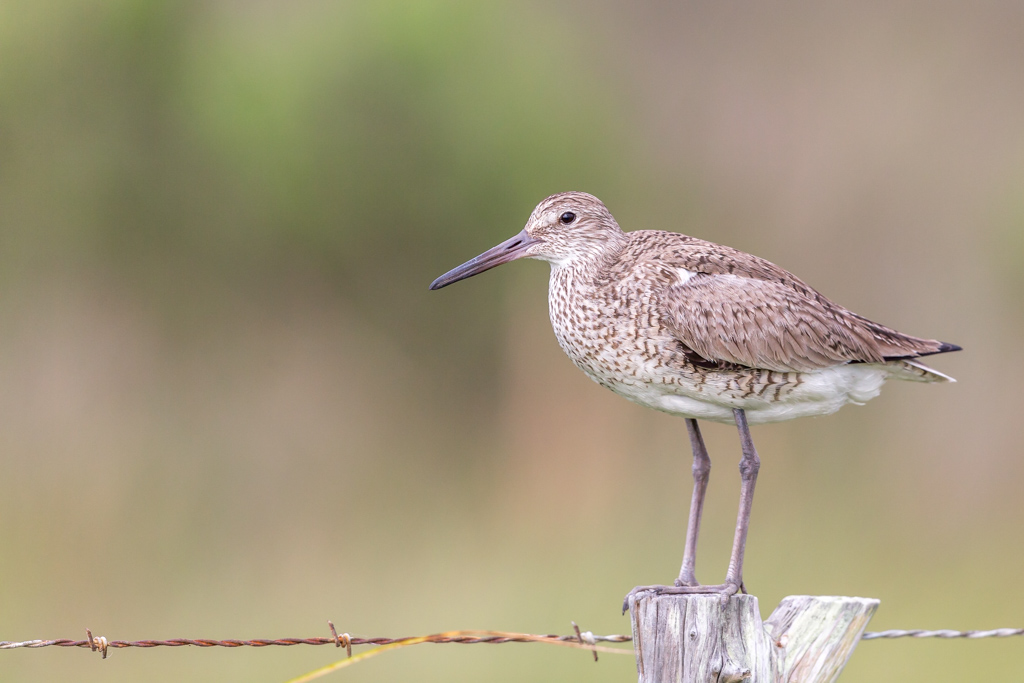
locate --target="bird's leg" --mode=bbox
[621,419,722,611]
[675,418,710,587]
[722,408,760,596]
[622,410,761,613]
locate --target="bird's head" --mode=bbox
[429,192,624,290]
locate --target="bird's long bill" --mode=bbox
[429,229,539,290]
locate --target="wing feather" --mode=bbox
[638,233,952,372]
[660,274,888,372]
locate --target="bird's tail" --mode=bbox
[885,358,956,383]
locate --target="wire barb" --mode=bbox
[327,621,351,657]
[85,629,109,659]
[572,621,598,662]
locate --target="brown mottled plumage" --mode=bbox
[431,191,959,601]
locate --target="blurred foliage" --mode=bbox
[0,0,638,407]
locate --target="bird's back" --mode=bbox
[546,229,958,423]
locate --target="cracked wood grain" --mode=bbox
[627,594,878,683]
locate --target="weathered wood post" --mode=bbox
[626,594,878,683]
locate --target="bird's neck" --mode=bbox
[555,230,628,269]
[547,233,628,290]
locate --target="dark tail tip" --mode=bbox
[921,342,958,358]
[885,340,962,362]
[909,341,962,360]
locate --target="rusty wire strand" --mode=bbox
[0,630,632,652]
[1,626,1021,654]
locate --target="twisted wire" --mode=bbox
[3,626,1022,653]
[0,632,632,651]
[861,628,1024,640]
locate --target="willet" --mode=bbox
[430,192,959,604]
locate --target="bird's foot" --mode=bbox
[622,581,742,613]
[674,575,699,588]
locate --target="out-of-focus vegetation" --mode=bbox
[0,2,1022,681]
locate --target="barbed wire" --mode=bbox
[2,624,1021,659]
[0,624,633,660]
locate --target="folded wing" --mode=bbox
[654,245,954,373]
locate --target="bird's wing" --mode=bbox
[658,273,888,372]
[644,235,948,373]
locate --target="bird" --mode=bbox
[429,191,960,606]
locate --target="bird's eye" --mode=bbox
[559,211,577,225]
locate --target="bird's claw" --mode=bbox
[622,582,742,614]
[623,585,668,614]
[717,581,741,605]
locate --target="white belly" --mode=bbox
[602,364,891,425]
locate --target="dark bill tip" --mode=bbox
[429,229,538,291]
[429,277,451,290]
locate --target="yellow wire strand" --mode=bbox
[283,630,632,683]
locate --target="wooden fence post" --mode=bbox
[626,594,878,683]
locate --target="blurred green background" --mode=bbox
[1,1,1023,681]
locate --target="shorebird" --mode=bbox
[430,192,959,604]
